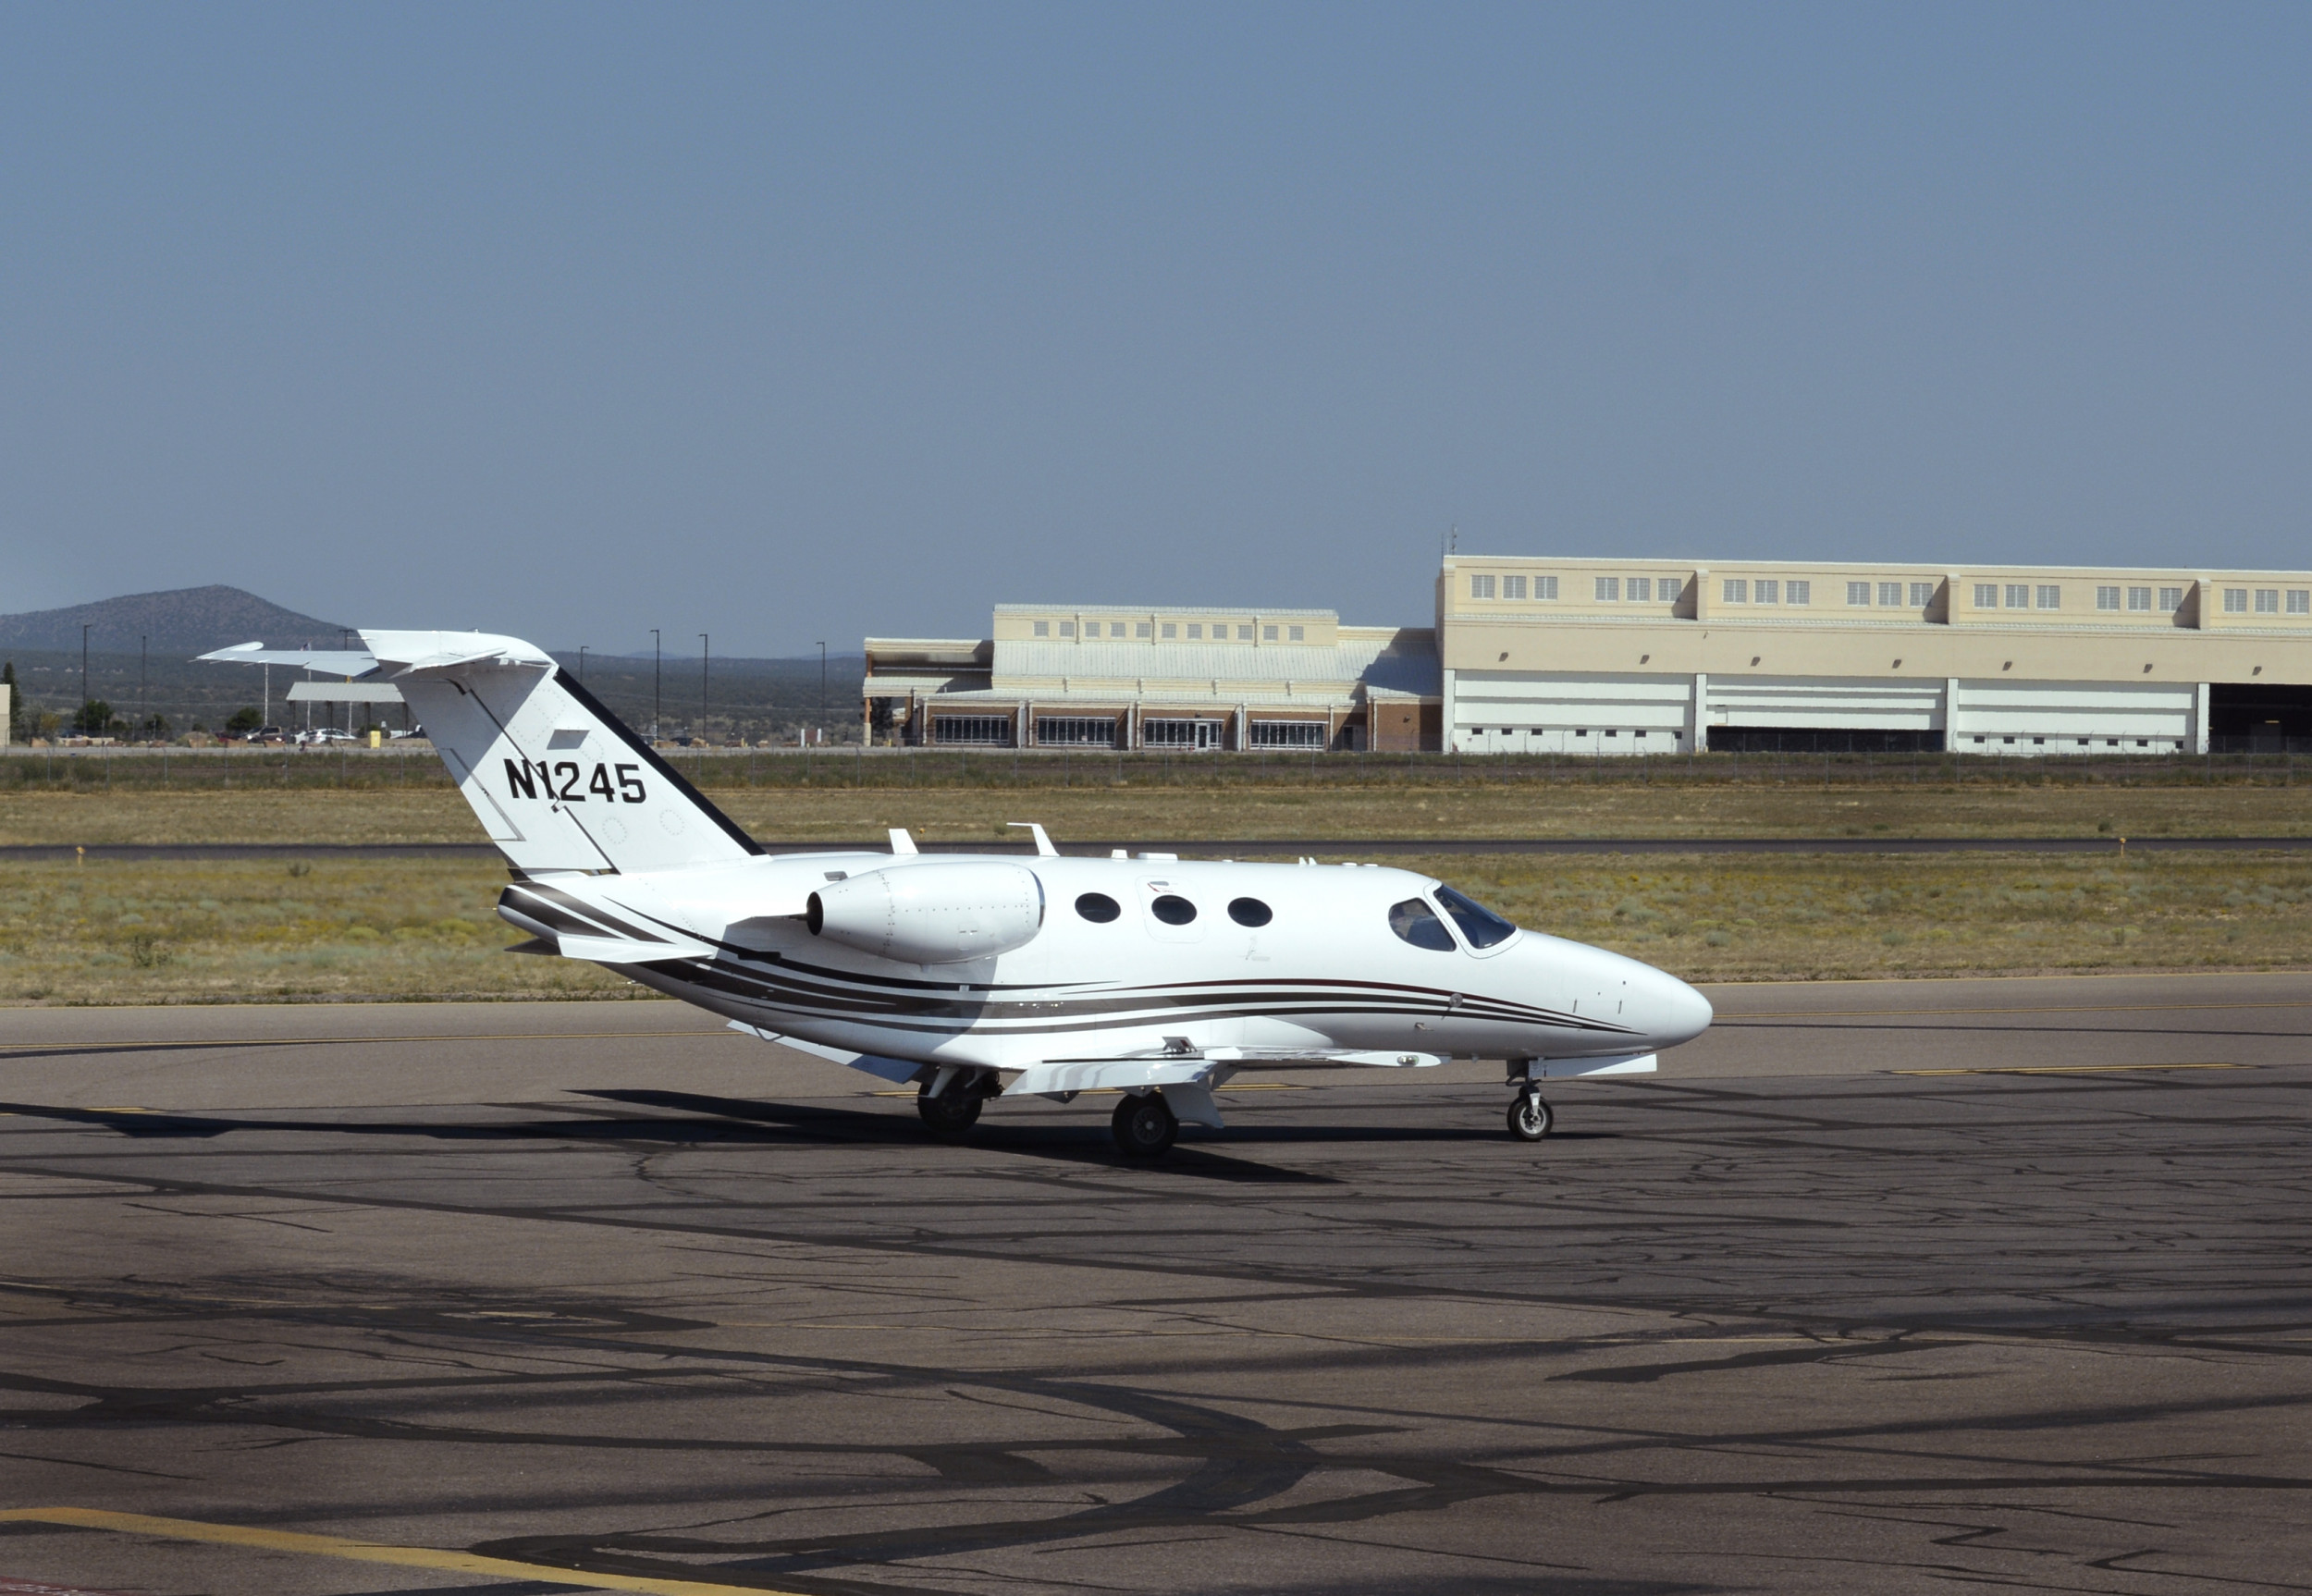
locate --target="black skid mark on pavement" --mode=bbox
[1550,1335,1944,1384]
[470,1379,1345,1591]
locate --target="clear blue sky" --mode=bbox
[4,3,2306,655]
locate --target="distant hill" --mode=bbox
[0,585,350,654]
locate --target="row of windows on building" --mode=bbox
[1976,583,2306,614]
[929,715,1327,748]
[1469,573,1837,605]
[1467,573,2312,618]
[1466,574,1562,601]
[1029,619,1308,642]
[2220,587,2310,615]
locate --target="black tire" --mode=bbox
[1111,1092,1179,1158]
[916,1081,984,1139]
[1506,1090,1553,1142]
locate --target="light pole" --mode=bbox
[577,645,587,682]
[698,633,708,743]
[139,636,147,741]
[650,630,661,741]
[817,640,826,747]
[80,623,90,732]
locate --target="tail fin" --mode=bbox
[201,630,761,875]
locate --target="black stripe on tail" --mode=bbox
[552,668,764,857]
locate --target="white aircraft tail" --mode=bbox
[200,631,762,876]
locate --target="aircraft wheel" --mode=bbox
[916,1080,984,1140]
[1111,1091,1178,1158]
[1506,1089,1553,1142]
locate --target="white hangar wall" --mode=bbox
[1446,671,2201,755]
[1438,556,2312,757]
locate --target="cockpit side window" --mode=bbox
[1435,886,1518,949]
[1387,897,1456,951]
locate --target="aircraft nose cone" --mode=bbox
[1648,970,1714,1048]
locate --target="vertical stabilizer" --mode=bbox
[372,632,760,874]
[203,631,760,875]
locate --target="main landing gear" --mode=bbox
[916,1075,984,1140]
[1111,1091,1179,1158]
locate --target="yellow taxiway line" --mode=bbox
[0,1507,798,1595]
[1891,1062,2247,1075]
[1723,999,2312,1020]
[0,1031,725,1054]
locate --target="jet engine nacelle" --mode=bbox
[806,862,1045,964]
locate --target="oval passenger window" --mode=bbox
[1387,897,1456,951]
[1075,892,1121,924]
[1227,897,1273,927]
[1150,894,1198,926]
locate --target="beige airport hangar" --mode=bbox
[1441,556,2312,755]
[863,558,2312,756]
[864,606,1441,751]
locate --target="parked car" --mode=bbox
[241,726,289,744]
[296,728,357,746]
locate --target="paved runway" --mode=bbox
[0,975,2306,1594]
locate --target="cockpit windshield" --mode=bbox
[1435,886,1519,949]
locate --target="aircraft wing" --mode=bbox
[1002,1048,1443,1099]
[1530,1052,1657,1078]
[1203,1047,1445,1069]
[727,1023,923,1087]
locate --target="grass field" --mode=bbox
[6,780,2312,847]
[6,850,2308,1005]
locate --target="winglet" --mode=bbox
[1007,822,1058,856]
[888,828,919,855]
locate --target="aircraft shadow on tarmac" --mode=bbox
[0,1088,1596,1184]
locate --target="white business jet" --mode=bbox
[203,632,1712,1156]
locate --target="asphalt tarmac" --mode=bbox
[6,835,2312,860]
[0,974,2306,1594]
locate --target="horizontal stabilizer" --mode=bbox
[497,881,716,963]
[198,643,378,677]
[550,932,714,965]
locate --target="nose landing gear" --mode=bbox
[1505,1059,1553,1142]
[1506,1088,1554,1142]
